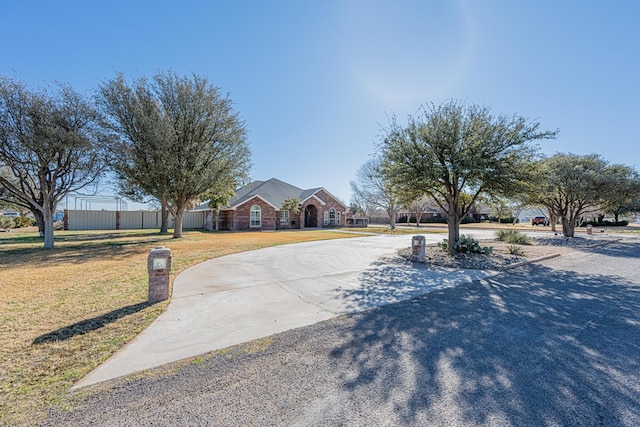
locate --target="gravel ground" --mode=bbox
[41,238,640,426]
[399,236,616,270]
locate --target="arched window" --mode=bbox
[329,208,336,225]
[250,205,261,228]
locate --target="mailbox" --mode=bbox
[147,246,172,303]
[412,235,426,262]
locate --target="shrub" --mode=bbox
[439,234,493,255]
[14,216,36,228]
[0,216,15,229]
[489,216,519,224]
[507,245,524,256]
[422,217,447,224]
[460,216,480,224]
[583,220,628,227]
[495,229,531,245]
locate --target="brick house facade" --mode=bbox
[197,178,347,231]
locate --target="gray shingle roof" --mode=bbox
[230,178,305,209]
[299,188,321,202]
[194,178,345,211]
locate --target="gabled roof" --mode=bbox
[230,178,304,209]
[299,188,321,202]
[195,178,346,211]
[301,187,346,209]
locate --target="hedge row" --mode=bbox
[583,220,629,227]
[0,216,36,228]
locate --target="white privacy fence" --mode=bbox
[63,210,206,231]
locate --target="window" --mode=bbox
[329,208,336,225]
[336,211,341,225]
[280,210,289,225]
[250,205,261,227]
[323,211,329,226]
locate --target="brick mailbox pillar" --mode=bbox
[148,246,172,303]
[411,235,426,262]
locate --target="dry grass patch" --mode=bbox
[0,228,357,425]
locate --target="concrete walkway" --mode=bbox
[75,231,506,388]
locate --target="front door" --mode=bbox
[304,205,317,228]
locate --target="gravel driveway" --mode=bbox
[43,238,640,426]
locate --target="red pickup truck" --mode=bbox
[531,216,549,226]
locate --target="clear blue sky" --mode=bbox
[2,1,639,206]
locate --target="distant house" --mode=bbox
[195,178,347,231]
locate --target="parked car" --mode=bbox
[531,216,549,226]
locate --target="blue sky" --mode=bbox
[2,1,639,207]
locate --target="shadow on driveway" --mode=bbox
[330,261,640,425]
[340,255,490,311]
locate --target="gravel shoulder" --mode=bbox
[41,237,640,427]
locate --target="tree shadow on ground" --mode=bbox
[577,239,640,259]
[339,255,492,312]
[0,234,173,268]
[33,301,154,344]
[330,247,640,425]
[0,230,165,245]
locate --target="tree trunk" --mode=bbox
[447,212,460,255]
[215,209,219,231]
[33,208,45,238]
[561,217,575,237]
[388,209,396,230]
[173,209,184,238]
[42,200,55,249]
[550,213,558,232]
[160,203,169,234]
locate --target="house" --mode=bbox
[195,178,348,231]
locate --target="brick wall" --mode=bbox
[234,197,277,231]
[315,190,347,226]
[217,190,346,231]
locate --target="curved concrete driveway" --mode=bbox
[76,231,503,388]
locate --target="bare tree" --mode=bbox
[350,157,406,229]
[407,195,430,227]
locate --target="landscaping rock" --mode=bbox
[398,237,618,270]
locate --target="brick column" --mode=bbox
[147,246,172,303]
[412,235,426,262]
